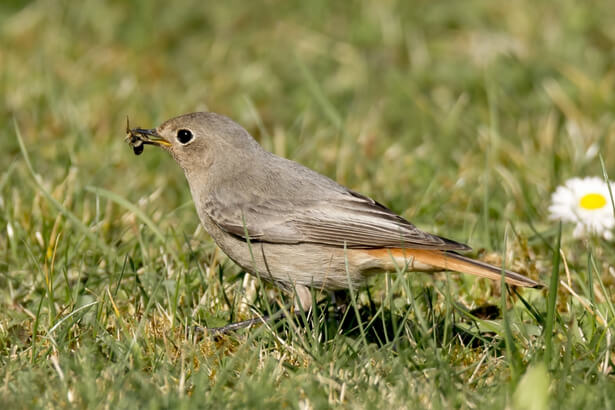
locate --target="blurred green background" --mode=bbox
[1,0,614,408]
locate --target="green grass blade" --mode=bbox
[501,232,521,383]
[84,185,180,264]
[14,119,114,254]
[544,222,562,367]
[295,58,342,130]
[599,154,615,218]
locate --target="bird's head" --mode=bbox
[126,112,263,174]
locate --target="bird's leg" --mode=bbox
[194,284,314,336]
[293,284,314,314]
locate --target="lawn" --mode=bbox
[1,0,614,408]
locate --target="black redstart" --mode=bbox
[126,112,541,329]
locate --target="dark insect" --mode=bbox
[125,116,145,156]
[132,140,144,155]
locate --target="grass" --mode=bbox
[1,0,615,408]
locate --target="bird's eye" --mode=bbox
[177,129,194,144]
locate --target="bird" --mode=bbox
[125,112,541,331]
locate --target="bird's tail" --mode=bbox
[354,248,542,288]
[401,249,542,288]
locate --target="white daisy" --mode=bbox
[549,177,615,240]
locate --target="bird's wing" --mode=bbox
[204,188,470,251]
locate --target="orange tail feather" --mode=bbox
[363,248,542,288]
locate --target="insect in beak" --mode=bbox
[124,117,170,155]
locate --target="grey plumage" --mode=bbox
[127,112,541,311]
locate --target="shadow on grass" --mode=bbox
[333,303,502,349]
[248,291,507,352]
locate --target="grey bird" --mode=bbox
[126,112,541,329]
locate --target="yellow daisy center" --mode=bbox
[579,193,607,210]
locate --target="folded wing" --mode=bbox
[204,188,470,251]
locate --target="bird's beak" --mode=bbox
[131,128,171,147]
